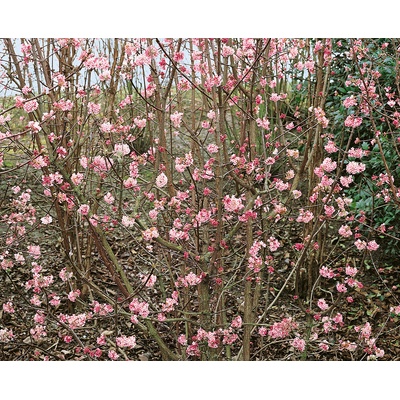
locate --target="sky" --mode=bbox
[1,0,400,38]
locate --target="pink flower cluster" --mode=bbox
[23,99,39,113]
[116,335,136,349]
[170,111,183,128]
[346,161,366,174]
[322,313,344,333]
[142,227,159,241]
[354,322,385,359]
[185,325,240,356]
[92,301,113,315]
[156,172,168,188]
[90,156,113,174]
[0,328,14,343]
[267,236,281,252]
[129,298,150,323]
[141,274,157,288]
[319,266,335,279]
[296,209,314,223]
[248,240,266,273]
[343,96,358,108]
[291,337,306,352]
[59,312,92,329]
[344,115,363,128]
[223,195,244,213]
[267,317,298,339]
[354,239,379,251]
[175,272,203,288]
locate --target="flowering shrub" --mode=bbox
[0,38,399,361]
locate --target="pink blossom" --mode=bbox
[63,336,72,343]
[207,143,219,154]
[87,102,101,114]
[231,316,243,329]
[23,99,39,113]
[343,96,358,108]
[90,156,113,173]
[170,111,183,128]
[40,215,53,225]
[340,341,357,352]
[92,301,113,315]
[60,312,91,329]
[103,192,115,204]
[121,216,135,228]
[108,350,119,360]
[80,156,88,169]
[129,298,150,318]
[184,272,202,286]
[186,342,200,357]
[258,327,268,336]
[348,147,365,158]
[100,122,113,133]
[78,204,90,216]
[367,240,379,251]
[296,209,314,223]
[28,245,41,259]
[267,236,281,252]
[59,268,73,282]
[34,311,46,324]
[291,337,306,352]
[116,335,136,349]
[319,342,330,351]
[340,175,353,187]
[287,149,299,158]
[53,99,73,111]
[207,331,220,348]
[292,190,302,199]
[332,313,343,325]
[157,313,166,322]
[123,177,138,189]
[319,266,335,279]
[156,172,168,188]
[274,179,289,191]
[346,161,366,175]
[178,334,187,346]
[68,289,81,302]
[114,143,130,157]
[96,335,106,345]
[268,317,298,339]
[354,239,367,250]
[345,266,358,277]
[223,195,244,213]
[336,282,347,293]
[314,107,329,127]
[142,226,160,241]
[324,140,338,153]
[30,325,47,341]
[134,117,147,128]
[256,117,270,130]
[317,298,329,311]
[222,45,235,57]
[344,115,363,128]
[49,295,60,307]
[338,225,353,238]
[222,330,239,345]
[321,157,337,173]
[270,93,281,102]
[3,301,15,313]
[28,121,41,133]
[142,273,157,288]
